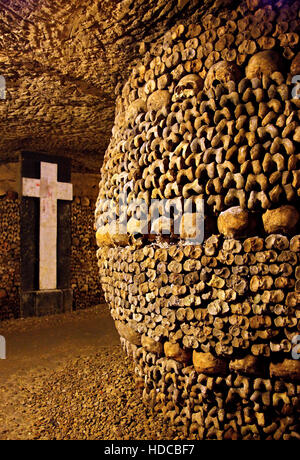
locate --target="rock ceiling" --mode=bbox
[0,0,219,172]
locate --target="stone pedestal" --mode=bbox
[21,289,73,317]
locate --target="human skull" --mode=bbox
[204,61,241,89]
[173,74,204,101]
[126,98,147,125]
[246,50,280,79]
[147,89,171,111]
[291,52,300,75]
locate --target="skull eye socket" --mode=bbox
[175,85,183,93]
[175,82,194,94]
[185,83,194,89]
[212,78,221,88]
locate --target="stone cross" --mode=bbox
[22,162,73,290]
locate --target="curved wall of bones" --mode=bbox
[96,0,300,440]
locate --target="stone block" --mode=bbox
[62,289,73,312]
[35,290,63,316]
[20,291,36,318]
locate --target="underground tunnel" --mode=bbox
[0,0,299,442]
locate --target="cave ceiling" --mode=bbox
[0,0,223,172]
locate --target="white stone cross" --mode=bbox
[22,162,73,290]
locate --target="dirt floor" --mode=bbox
[0,305,175,440]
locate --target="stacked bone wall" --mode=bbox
[0,192,21,320]
[96,0,300,440]
[71,196,104,309]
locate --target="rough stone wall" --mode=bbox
[96,0,300,440]
[0,193,21,320]
[71,197,104,310]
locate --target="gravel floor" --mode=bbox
[0,345,179,440]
